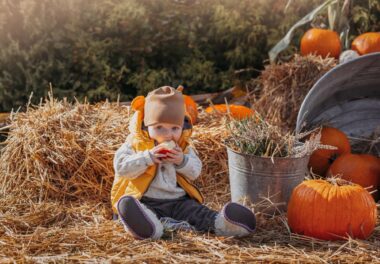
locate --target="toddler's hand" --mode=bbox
[149,146,167,164]
[163,146,184,166]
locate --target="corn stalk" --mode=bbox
[328,0,352,49]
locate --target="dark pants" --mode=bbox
[140,195,218,232]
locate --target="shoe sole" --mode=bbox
[223,202,256,232]
[117,196,155,239]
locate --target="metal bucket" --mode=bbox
[296,52,380,155]
[227,147,310,214]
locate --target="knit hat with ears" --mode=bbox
[143,86,185,127]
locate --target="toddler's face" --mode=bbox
[148,122,182,144]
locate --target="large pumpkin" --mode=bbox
[300,28,341,58]
[287,179,377,240]
[183,95,198,124]
[308,127,351,176]
[352,32,380,55]
[328,153,380,199]
[205,104,254,120]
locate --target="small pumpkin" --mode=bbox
[287,179,377,240]
[328,153,379,199]
[183,95,198,124]
[308,127,351,176]
[352,32,380,55]
[300,28,341,59]
[205,104,254,120]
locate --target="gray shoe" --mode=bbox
[223,202,256,233]
[117,196,163,240]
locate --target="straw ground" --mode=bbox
[0,97,379,263]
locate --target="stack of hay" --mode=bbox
[192,114,230,206]
[253,55,336,132]
[0,94,130,203]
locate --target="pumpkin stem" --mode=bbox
[326,176,353,187]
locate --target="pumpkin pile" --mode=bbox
[301,29,380,60]
[307,126,380,200]
[308,127,351,176]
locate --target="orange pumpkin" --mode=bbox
[183,95,198,124]
[352,32,380,55]
[361,154,380,200]
[361,154,380,173]
[287,179,377,240]
[328,153,379,199]
[308,127,351,176]
[205,104,254,120]
[300,28,341,58]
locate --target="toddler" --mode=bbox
[111,86,256,239]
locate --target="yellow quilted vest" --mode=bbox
[111,97,203,214]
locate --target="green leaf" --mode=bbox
[338,0,352,50]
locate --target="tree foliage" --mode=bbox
[0,0,378,111]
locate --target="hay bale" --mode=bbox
[0,95,229,205]
[0,94,130,203]
[254,55,336,132]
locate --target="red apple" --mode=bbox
[157,140,176,155]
